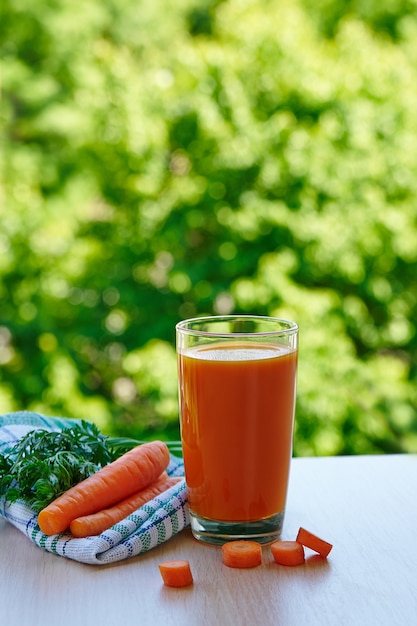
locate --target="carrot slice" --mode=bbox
[158,560,194,587]
[70,474,182,537]
[38,440,170,535]
[296,527,333,558]
[221,540,262,569]
[271,540,305,566]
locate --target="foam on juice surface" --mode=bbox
[184,342,292,361]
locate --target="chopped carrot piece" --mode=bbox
[296,527,333,558]
[221,540,262,569]
[158,560,194,588]
[271,540,305,566]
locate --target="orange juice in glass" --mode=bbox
[176,315,298,545]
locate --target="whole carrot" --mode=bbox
[38,440,170,535]
[70,474,182,537]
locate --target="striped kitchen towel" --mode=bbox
[0,411,189,565]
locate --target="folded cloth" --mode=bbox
[0,411,189,565]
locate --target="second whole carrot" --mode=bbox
[38,440,170,535]
[70,474,183,537]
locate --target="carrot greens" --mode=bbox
[0,421,142,512]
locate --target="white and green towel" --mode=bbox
[0,411,189,565]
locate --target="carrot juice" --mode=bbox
[178,339,298,532]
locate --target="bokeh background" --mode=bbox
[1,0,417,455]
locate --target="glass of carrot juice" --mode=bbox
[176,315,298,546]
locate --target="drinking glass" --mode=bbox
[176,315,298,545]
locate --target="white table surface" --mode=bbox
[1,454,416,626]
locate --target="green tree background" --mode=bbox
[1,0,417,455]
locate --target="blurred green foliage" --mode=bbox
[1,0,417,455]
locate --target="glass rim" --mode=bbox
[175,314,298,338]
